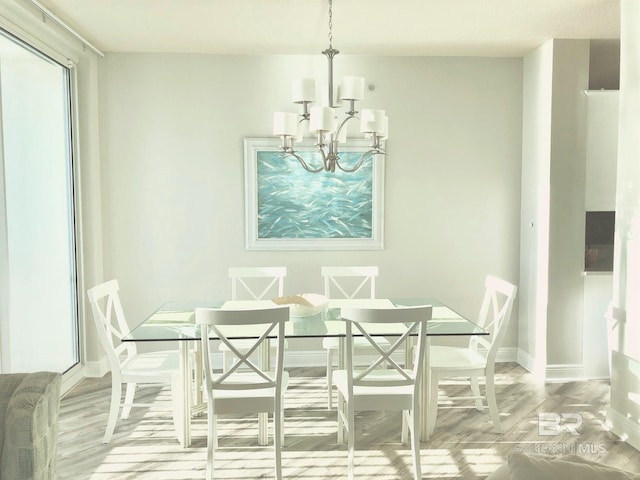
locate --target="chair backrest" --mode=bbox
[229,267,287,300]
[340,305,432,390]
[321,266,378,299]
[87,279,136,373]
[196,305,289,392]
[470,275,518,362]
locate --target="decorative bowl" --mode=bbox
[271,293,329,317]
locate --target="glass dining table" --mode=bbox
[123,297,487,448]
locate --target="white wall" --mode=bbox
[582,91,618,380]
[518,39,593,381]
[584,91,619,212]
[546,40,590,372]
[608,0,640,449]
[93,53,523,363]
[518,41,553,377]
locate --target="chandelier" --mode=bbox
[272,0,387,173]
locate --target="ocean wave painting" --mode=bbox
[256,150,374,239]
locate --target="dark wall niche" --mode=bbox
[585,211,615,272]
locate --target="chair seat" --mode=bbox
[323,336,391,350]
[333,369,414,411]
[429,345,488,372]
[209,372,290,415]
[121,350,180,377]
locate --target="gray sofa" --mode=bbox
[487,453,639,479]
[0,372,61,480]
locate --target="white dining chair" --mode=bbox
[196,305,289,480]
[87,279,185,444]
[220,267,287,370]
[334,305,432,480]
[321,265,391,409]
[427,275,517,435]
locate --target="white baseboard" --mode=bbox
[84,356,109,378]
[517,348,535,372]
[61,364,86,396]
[545,363,585,382]
[606,407,640,451]
[516,350,612,382]
[496,347,518,363]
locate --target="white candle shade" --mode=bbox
[273,112,298,136]
[360,109,386,134]
[309,106,334,132]
[292,78,315,103]
[340,76,365,101]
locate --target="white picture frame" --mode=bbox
[244,137,385,251]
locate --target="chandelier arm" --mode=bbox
[335,148,384,173]
[316,141,332,171]
[334,113,357,142]
[281,151,326,173]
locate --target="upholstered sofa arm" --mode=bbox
[0,372,62,480]
[486,453,640,479]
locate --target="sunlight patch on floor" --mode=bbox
[462,448,503,476]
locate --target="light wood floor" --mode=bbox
[57,363,639,479]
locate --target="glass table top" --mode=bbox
[123,298,487,342]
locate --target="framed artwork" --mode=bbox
[244,137,385,251]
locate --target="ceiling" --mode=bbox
[30,0,620,57]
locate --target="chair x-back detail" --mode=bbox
[222,267,288,370]
[321,266,390,409]
[196,305,289,480]
[229,266,286,301]
[322,266,377,300]
[428,275,517,435]
[334,305,432,480]
[87,279,184,444]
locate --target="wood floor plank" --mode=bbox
[56,363,640,479]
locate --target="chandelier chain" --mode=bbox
[328,0,333,49]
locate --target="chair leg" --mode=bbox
[121,382,136,419]
[401,410,408,444]
[337,391,345,444]
[470,375,483,410]
[169,373,185,446]
[103,378,122,444]
[326,349,334,410]
[206,402,217,480]
[274,401,283,480]
[411,395,422,480]
[347,400,355,480]
[428,373,439,437]
[280,402,285,444]
[485,370,503,433]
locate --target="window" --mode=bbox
[0,29,79,373]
